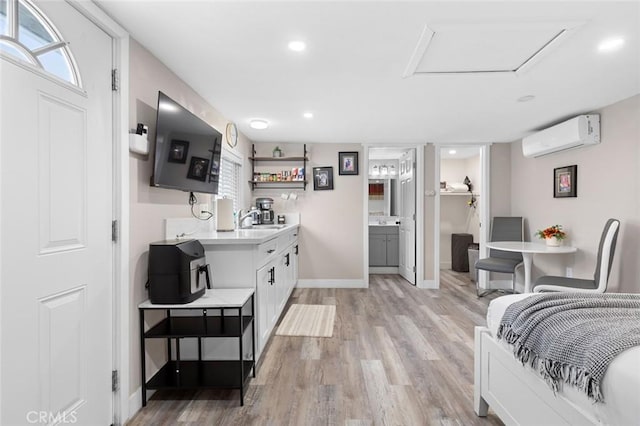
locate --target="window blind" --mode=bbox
[218,156,241,215]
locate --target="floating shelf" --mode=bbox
[250,144,308,191]
[249,157,309,162]
[440,192,480,196]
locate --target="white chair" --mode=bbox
[533,218,620,293]
[475,217,524,297]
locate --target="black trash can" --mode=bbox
[451,233,473,272]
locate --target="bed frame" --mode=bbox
[474,326,598,425]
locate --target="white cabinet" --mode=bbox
[256,261,276,352]
[202,226,299,359]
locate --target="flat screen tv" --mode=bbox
[151,91,222,194]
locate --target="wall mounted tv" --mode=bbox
[151,91,222,194]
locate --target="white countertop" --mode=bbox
[369,223,400,227]
[192,223,299,245]
[139,288,254,309]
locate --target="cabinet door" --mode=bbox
[257,262,276,352]
[369,234,387,266]
[292,243,299,288]
[276,253,289,316]
[386,234,400,266]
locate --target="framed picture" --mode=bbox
[313,166,334,190]
[339,151,359,175]
[168,139,189,163]
[554,165,577,198]
[187,156,210,181]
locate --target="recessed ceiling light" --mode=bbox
[598,37,625,52]
[449,149,457,155]
[249,119,269,130]
[517,95,536,103]
[288,41,306,52]
[303,112,313,119]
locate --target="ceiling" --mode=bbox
[96,1,640,145]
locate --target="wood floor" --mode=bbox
[128,271,503,425]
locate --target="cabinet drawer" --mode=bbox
[257,238,279,266]
[369,226,399,235]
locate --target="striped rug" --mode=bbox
[276,304,336,337]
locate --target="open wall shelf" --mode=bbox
[249,144,308,191]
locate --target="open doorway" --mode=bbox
[437,146,483,288]
[367,147,416,285]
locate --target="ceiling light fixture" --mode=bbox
[449,149,457,155]
[598,37,625,52]
[249,119,269,130]
[517,95,536,103]
[288,40,306,52]
[303,112,313,119]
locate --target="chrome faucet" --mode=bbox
[238,208,260,229]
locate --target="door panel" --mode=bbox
[1,1,113,424]
[38,93,87,253]
[399,151,416,284]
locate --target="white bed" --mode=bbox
[474,294,640,426]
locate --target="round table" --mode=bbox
[485,241,577,293]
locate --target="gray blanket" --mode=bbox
[497,293,640,402]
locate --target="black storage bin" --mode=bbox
[451,233,474,272]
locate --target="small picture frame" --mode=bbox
[168,139,189,163]
[339,151,359,175]
[187,156,210,181]
[313,166,334,190]
[554,165,577,198]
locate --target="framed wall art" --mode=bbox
[554,165,577,198]
[313,166,334,190]
[339,151,359,175]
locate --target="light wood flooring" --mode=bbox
[128,270,503,425]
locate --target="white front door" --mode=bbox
[399,150,416,285]
[1,1,113,424]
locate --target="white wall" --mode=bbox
[510,94,640,292]
[127,39,252,398]
[246,142,365,281]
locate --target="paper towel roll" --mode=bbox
[216,198,235,231]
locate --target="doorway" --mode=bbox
[434,145,489,289]
[367,147,417,285]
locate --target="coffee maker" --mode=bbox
[256,197,274,224]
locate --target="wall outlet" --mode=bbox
[565,267,573,278]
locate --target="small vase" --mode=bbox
[545,237,561,247]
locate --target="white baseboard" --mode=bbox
[368,267,399,274]
[128,387,155,421]
[296,279,367,288]
[419,280,438,289]
[439,261,452,269]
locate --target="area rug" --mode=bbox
[276,304,336,337]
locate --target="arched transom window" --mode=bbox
[0,0,81,86]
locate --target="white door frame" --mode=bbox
[433,144,490,289]
[65,1,130,424]
[362,144,425,289]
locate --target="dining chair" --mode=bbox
[475,217,524,297]
[532,218,620,293]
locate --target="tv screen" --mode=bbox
[151,91,222,194]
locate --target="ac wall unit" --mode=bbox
[522,114,600,158]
